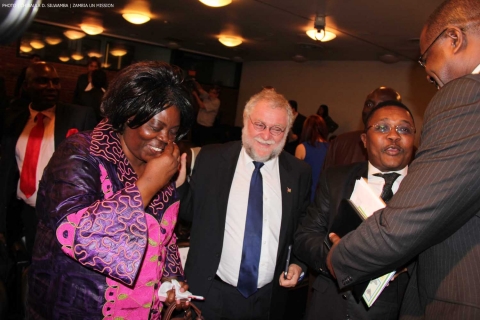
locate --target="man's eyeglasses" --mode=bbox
[418,28,448,67]
[366,123,416,135]
[249,116,286,136]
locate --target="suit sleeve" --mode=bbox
[294,169,332,276]
[331,76,480,288]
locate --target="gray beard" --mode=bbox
[241,126,287,162]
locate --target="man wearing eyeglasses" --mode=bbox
[178,88,311,319]
[295,100,415,320]
[326,0,480,319]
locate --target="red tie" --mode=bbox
[20,113,45,198]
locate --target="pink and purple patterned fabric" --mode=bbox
[27,120,184,319]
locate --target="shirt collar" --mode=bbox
[29,104,56,120]
[367,161,408,177]
[240,146,278,172]
[472,64,480,74]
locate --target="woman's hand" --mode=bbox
[164,281,190,312]
[137,141,181,208]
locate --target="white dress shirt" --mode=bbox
[472,64,480,74]
[16,105,56,207]
[217,147,282,288]
[367,162,408,198]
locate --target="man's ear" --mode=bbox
[447,27,464,54]
[360,132,367,148]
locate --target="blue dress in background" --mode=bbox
[303,141,329,202]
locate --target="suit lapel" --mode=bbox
[277,152,292,257]
[54,103,67,148]
[345,162,368,198]
[216,142,243,225]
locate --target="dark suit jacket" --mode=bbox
[73,73,89,105]
[0,102,97,240]
[331,74,480,319]
[295,162,408,320]
[179,141,312,320]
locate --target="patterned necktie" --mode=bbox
[20,113,45,198]
[237,161,264,298]
[373,172,400,203]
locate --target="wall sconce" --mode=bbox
[199,0,232,7]
[218,36,242,47]
[122,0,151,24]
[64,30,86,40]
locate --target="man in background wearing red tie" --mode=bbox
[0,62,97,260]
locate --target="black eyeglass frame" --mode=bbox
[248,116,286,136]
[418,28,448,67]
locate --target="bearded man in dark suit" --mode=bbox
[326,0,480,319]
[0,62,97,258]
[179,88,311,320]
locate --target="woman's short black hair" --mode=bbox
[102,61,194,140]
[364,100,415,130]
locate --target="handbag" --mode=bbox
[163,299,204,320]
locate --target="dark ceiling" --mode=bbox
[32,0,444,63]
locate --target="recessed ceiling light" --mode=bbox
[199,0,232,7]
[45,36,62,45]
[80,23,104,35]
[306,29,336,42]
[218,36,242,47]
[110,48,128,56]
[64,30,86,40]
[30,39,45,49]
[71,53,84,60]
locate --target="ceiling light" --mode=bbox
[306,29,336,42]
[292,54,307,63]
[199,0,232,7]
[30,39,45,49]
[80,23,104,35]
[59,56,70,62]
[122,0,151,24]
[307,14,336,42]
[64,30,86,40]
[71,53,84,60]
[88,51,102,58]
[45,36,62,45]
[110,48,127,56]
[20,44,32,53]
[218,36,242,47]
[379,53,400,64]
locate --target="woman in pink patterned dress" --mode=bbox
[27,61,194,319]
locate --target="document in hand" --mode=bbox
[348,178,396,308]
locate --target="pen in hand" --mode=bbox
[284,245,292,279]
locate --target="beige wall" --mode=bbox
[236,60,438,145]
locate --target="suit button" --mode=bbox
[208,276,212,281]
[342,294,347,300]
[216,253,220,258]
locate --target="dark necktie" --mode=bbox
[20,113,45,198]
[373,172,400,203]
[237,161,264,298]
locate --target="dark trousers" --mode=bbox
[192,123,217,147]
[196,276,273,320]
[20,202,37,259]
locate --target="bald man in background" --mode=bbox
[323,87,401,169]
